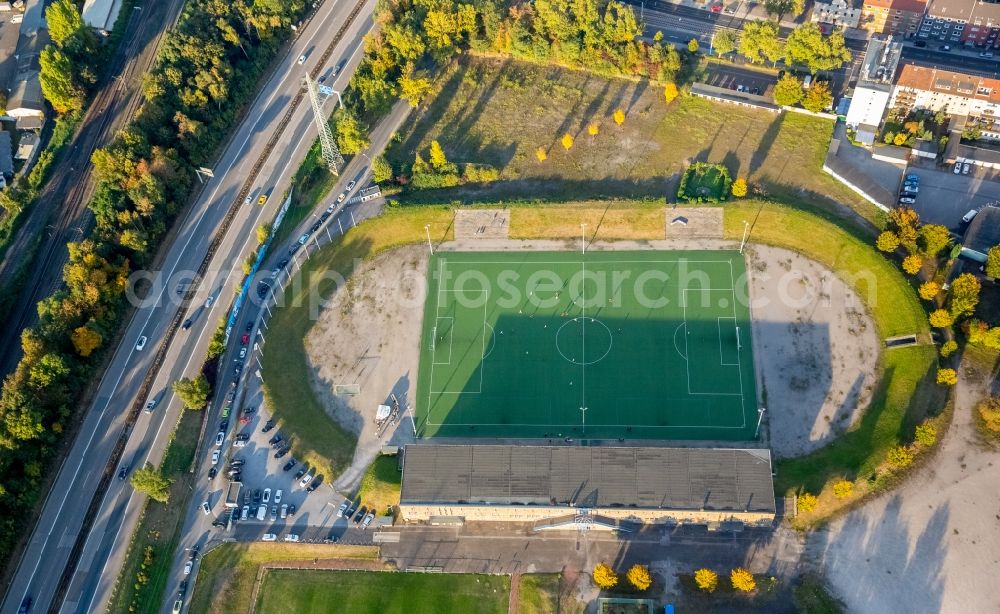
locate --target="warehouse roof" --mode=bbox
[401,445,775,514]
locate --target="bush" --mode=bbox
[626,564,653,591]
[976,397,1000,439]
[876,231,900,253]
[939,340,957,357]
[731,178,748,198]
[915,423,937,447]
[730,568,757,592]
[886,445,914,468]
[797,492,818,513]
[936,368,957,386]
[593,563,618,589]
[918,281,940,301]
[928,309,953,329]
[695,568,718,592]
[832,480,853,499]
[902,255,922,275]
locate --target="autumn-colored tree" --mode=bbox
[688,38,699,53]
[695,568,718,592]
[928,309,953,328]
[626,564,653,591]
[797,492,818,513]
[832,480,853,499]
[918,281,940,301]
[256,223,272,245]
[663,82,678,103]
[587,123,599,137]
[936,368,958,386]
[613,109,625,126]
[977,396,1000,435]
[902,255,922,275]
[593,563,618,589]
[730,568,757,592]
[986,245,1000,278]
[71,326,102,357]
[561,133,574,150]
[876,231,900,253]
[535,147,547,162]
[939,340,958,357]
[917,224,951,258]
[948,273,981,318]
[915,423,937,447]
[731,178,748,198]
[893,133,908,146]
[887,445,914,468]
[429,140,448,170]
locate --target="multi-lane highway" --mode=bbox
[1,0,385,612]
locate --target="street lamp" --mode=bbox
[739,220,750,254]
[580,223,587,255]
[424,224,433,255]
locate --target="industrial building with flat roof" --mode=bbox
[399,444,776,527]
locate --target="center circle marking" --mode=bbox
[555,317,613,365]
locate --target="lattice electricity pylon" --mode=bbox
[303,73,344,174]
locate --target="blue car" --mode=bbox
[905,174,919,183]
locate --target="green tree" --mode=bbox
[256,223,272,245]
[763,0,805,17]
[46,0,84,48]
[961,125,982,141]
[334,110,369,155]
[172,375,210,410]
[39,47,84,113]
[130,463,172,503]
[714,30,737,55]
[986,245,1000,278]
[372,155,393,183]
[399,65,432,107]
[784,23,852,73]
[739,21,784,65]
[915,423,937,447]
[918,224,951,258]
[802,81,833,112]
[772,74,804,107]
[948,273,981,318]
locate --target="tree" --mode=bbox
[985,245,1000,278]
[739,21,784,65]
[71,326,102,357]
[399,66,432,107]
[695,568,718,592]
[773,74,804,107]
[918,224,951,258]
[939,340,958,357]
[561,133,574,150]
[948,273,981,318]
[902,255,922,275]
[593,563,618,589]
[713,30,737,56]
[334,110,369,155]
[832,480,853,499]
[802,81,833,112]
[915,423,937,447]
[936,368,958,386]
[977,396,1000,435]
[130,463,172,503]
[663,82,678,103]
[39,46,84,113]
[587,123,599,137]
[887,445,914,467]
[46,0,84,49]
[888,206,919,245]
[688,38,699,54]
[372,156,393,183]
[535,147,547,162]
[893,133,908,146]
[731,178,748,198]
[428,140,448,170]
[626,564,653,591]
[784,23,852,73]
[928,309,953,328]
[918,281,941,301]
[797,492,818,512]
[613,109,625,126]
[961,125,982,141]
[731,568,757,592]
[172,375,210,410]
[876,231,900,253]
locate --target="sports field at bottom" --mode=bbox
[255,570,509,614]
[416,250,758,440]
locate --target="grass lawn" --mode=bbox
[791,574,845,614]
[190,543,379,614]
[106,408,202,614]
[356,455,402,516]
[272,140,339,247]
[388,56,878,222]
[518,573,584,614]
[255,570,509,614]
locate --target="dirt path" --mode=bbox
[508,571,521,614]
[810,353,999,613]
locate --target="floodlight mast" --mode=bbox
[303,73,344,174]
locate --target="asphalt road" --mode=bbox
[0,0,381,612]
[0,0,186,378]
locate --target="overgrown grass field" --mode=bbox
[356,455,402,516]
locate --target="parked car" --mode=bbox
[914,40,927,47]
[354,506,367,523]
[201,501,211,515]
[337,501,349,517]
[294,467,307,479]
[262,488,271,503]
[241,505,250,520]
[902,185,918,194]
[282,459,297,472]
[275,489,283,504]
[270,505,278,521]
[284,533,300,542]
[941,44,951,51]
[215,431,225,446]
[183,561,193,575]
[362,512,375,529]
[345,502,358,518]
[981,51,994,58]
[269,434,283,447]
[253,489,261,503]
[208,467,217,479]
[899,196,916,204]
[230,458,244,467]
[299,472,312,487]
[262,418,276,433]
[954,162,962,174]
[261,533,277,541]
[274,446,290,459]
[281,504,288,519]
[962,209,979,223]
[962,163,971,175]
[211,450,220,465]
[288,504,297,516]
[905,174,919,183]
[307,477,321,492]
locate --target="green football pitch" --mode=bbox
[415,250,758,440]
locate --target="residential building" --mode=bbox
[81,0,124,36]
[960,206,1000,262]
[7,0,47,130]
[890,64,1000,135]
[846,37,904,144]
[860,0,928,36]
[918,0,1000,48]
[812,0,863,28]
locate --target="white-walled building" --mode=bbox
[846,37,903,144]
[812,0,863,28]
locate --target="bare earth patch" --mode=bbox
[455,208,511,239]
[664,206,723,239]
[303,246,428,492]
[744,244,880,458]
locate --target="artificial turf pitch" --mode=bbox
[415,250,758,440]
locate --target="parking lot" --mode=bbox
[903,159,1000,231]
[702,64,775,97]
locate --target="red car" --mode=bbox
[710,3,722,11]
[241,334,250,345]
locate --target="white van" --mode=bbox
[261,533,277,541]
[802,75,813,89]
[962,209,978,223]
[256,504,267,521]
[283,534,299,542]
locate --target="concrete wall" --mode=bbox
[399,502,775,526]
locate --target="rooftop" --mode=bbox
[896,63,1000,104]
[926,0,1000,22]
[962,206,1000,258]
[859,37,904,85]
[863,0,929,14]
[400,444,776,514]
